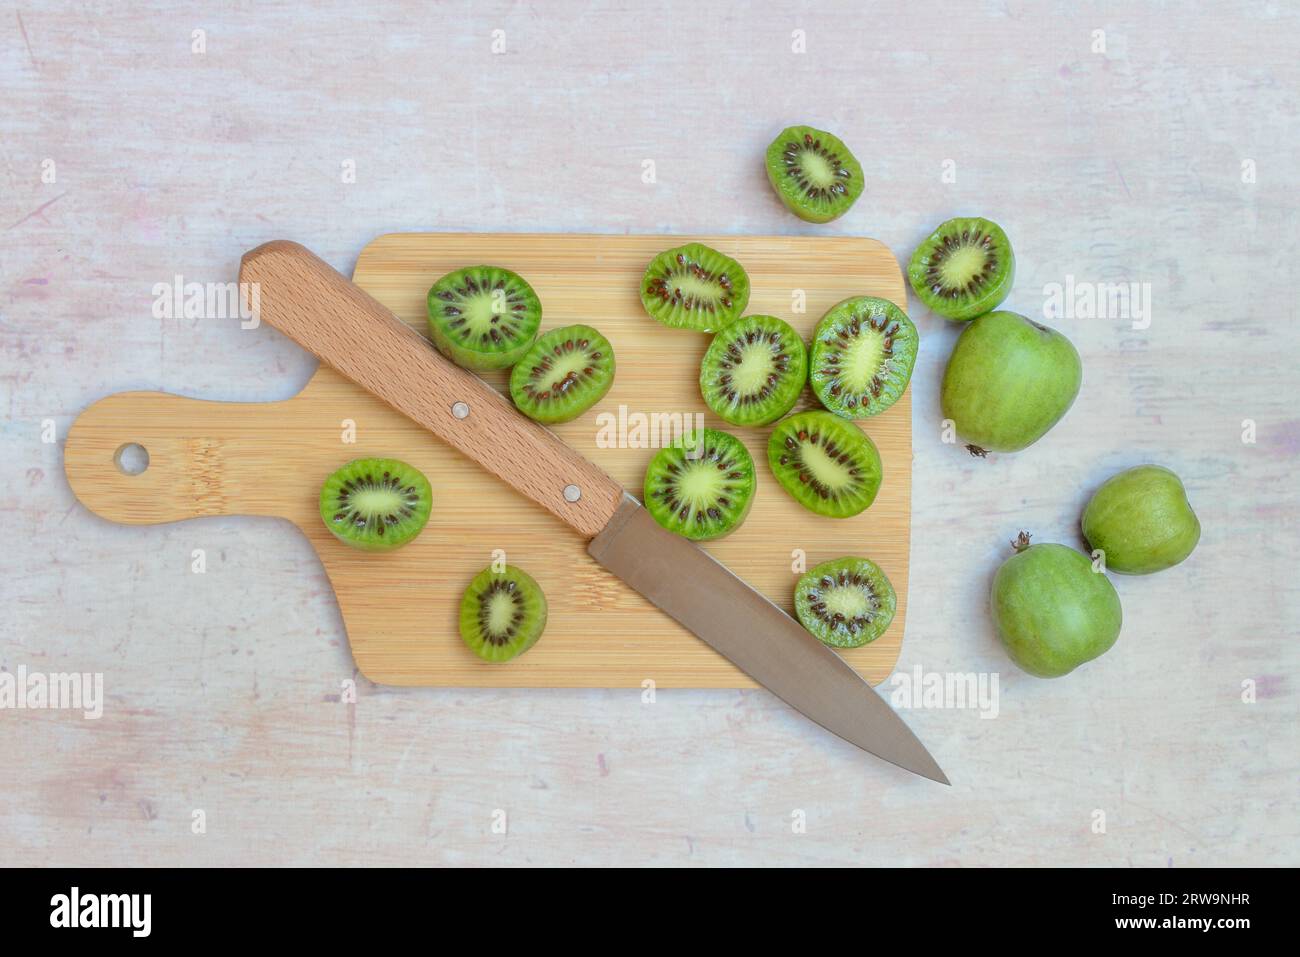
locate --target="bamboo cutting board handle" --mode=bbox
[64,390,302,524]
[238,240,626,538]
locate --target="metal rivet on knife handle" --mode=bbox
[237,240,625,539]
[451,401,469,419]
[563,484,581,502]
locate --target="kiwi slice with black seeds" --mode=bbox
[809,296,917,418]
[907,217,1014,320]
[643,429,756,540]
[459,564,547,663]
[509,324,615,424]
[640,243,750,333]
[699,314,807,427]
[427,265,541,370]
[319,457,432,551]
[765,125,864,223]
[794,557,896,648]
[767,411,881,518]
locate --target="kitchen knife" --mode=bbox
[238,240,948,784]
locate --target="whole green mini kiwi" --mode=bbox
[1082,465,1200,574]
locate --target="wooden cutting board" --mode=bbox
[64,233,911,687]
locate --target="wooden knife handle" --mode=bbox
[238,240,625,538]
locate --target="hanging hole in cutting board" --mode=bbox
[114,442,149,476]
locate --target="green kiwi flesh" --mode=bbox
[427,265,541,369]
[767,411,882,518]
[699,314,807,426]
[794,557,897,648]
[810,296,917,418]
[765,125,865,223]
[640,243,751,333]
[319,457,432,551]
[459,564,548,663]
[643,429,755,540]
[509,324,615,424]
[907,217,1014,320]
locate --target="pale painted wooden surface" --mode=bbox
[1,1,1296,866]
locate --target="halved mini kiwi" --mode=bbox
[510,324,615,424]
[643,429,755,540]
[809,297,917,418]
[699,314,807,427]
[640,243,750,333]
[427,265,541,369]
[907,217,1014,321]
[767,411,881,518]
[319,457,432,550]
[459,564,547,663]
[794,557,896,648]
[764,125,864,223]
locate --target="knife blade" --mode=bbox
[590,495,947,784]
[239,240,947,784]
